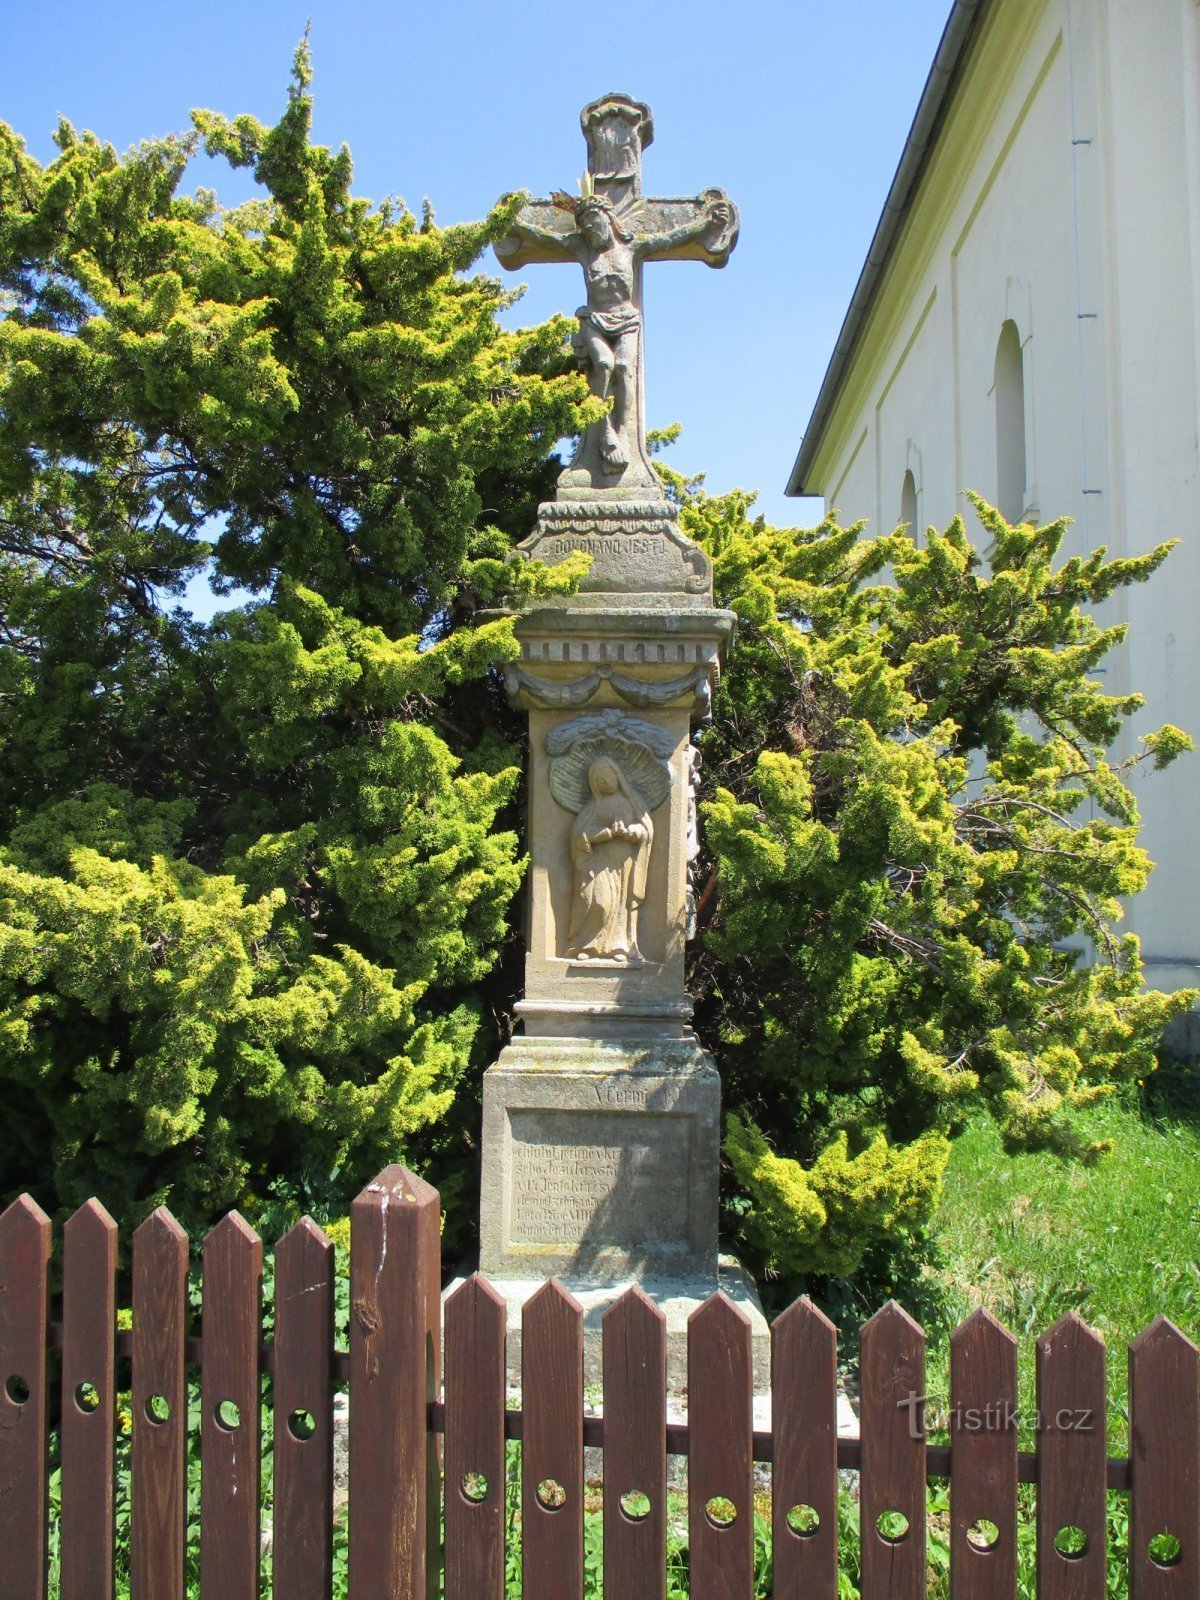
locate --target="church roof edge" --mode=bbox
[785,0,993,499]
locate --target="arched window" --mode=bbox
[994,319,1027,522]
[900,469,918,534]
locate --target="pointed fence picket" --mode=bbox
[200,1212,263,1600]
[348,1164,440,1600]
[1037,1312,1108,1600]
[1129,1316,1199,1600]
[130,1205,188,1600]
[3,1169,1200,1598]
[949,1307,1018,1600]
[602,1286,667,1600]
[61,1198,118,1600]
[522,1279,585,1600]
[688,1292,754,1599]
[771,1295,838,1600]
[273,1216,334,1600]
[0,1193,51,1600]
[444,1273,507,1600]
[859,1301,927,1600]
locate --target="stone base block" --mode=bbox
[444,1258,771,1395]
[479,1035,719,1283]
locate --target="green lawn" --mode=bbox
[917,1086,1200,1447]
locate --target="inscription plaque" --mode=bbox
[507,1110,689,1248]
[515,502,711,600]
[478,1041,722,1281]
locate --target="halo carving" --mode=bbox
[546,710,673,813]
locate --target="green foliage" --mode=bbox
[674,472,1195,1284]
[725,1110,951,1277]
[1,50,1190,1290]
[0,48,589,1239]
[919,1095,1200,1450]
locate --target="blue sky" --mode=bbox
[3,0,952,537]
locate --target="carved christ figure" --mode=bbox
[566,757,653,963]
[494,96,739,494]
[512,188,735,476]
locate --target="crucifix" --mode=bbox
[495,94,739,500]
[476,96,764,1374]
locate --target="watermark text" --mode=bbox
[898,1393,1094,1439]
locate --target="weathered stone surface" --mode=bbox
[494,95,738,500]
[517,501,712,602]
[519,703,691,1037]
[448,1262,771,1394]
[509,1112,685,1244]
[468,97,767,1392]
[505,607,732,1041]
[505,607,734,716]
[479,1037,718,1282]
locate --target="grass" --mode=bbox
[916,1084,1200,1448]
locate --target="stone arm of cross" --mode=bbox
[493,195,582,269]
[493,189,740,272]
[634,189,740,267]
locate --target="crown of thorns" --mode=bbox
[551,175,635,238]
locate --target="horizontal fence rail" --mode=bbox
[2,1167,1198,1600]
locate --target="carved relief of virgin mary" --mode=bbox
[565,756,653,963]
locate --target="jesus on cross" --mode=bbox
[495,95,739,500]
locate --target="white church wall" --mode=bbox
[804,0,1200,995]
[1102,0,1200,992]
[870,289,955,537]
[948,23,1078,549]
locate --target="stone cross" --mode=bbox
[495,93,739,501]
[475,97,769,1389]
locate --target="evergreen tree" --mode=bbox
[1,57,1190,1283]
[675,472,1195,1281]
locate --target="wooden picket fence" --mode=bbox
[1,1162,1198,1600]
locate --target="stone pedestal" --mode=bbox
[474,92,766,1396]
[461,1262,771,1395]
[479,1037,719,1282]
[474,1033,771,1392]
[505,599,733,1042]
[474,499,771,1388]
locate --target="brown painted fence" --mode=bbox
[1,1165,1197,1598]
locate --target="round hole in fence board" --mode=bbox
[786,1504,820,1537]
[215,1399,241,1432]
[74,1381,100,1414]
[1053,1526,1088,1560]
[536,1479,567,1511]
[619,1490,651,1522]
[876,1510,910,1544]
[145,1394,170,1425]
[705,1497,738,1530]
[967,1518,1000,1552]
[460,1471,489,1504]
[5,1375,30,1405]
[288,1408,316,1442]
[1149,1533,1183,1568]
